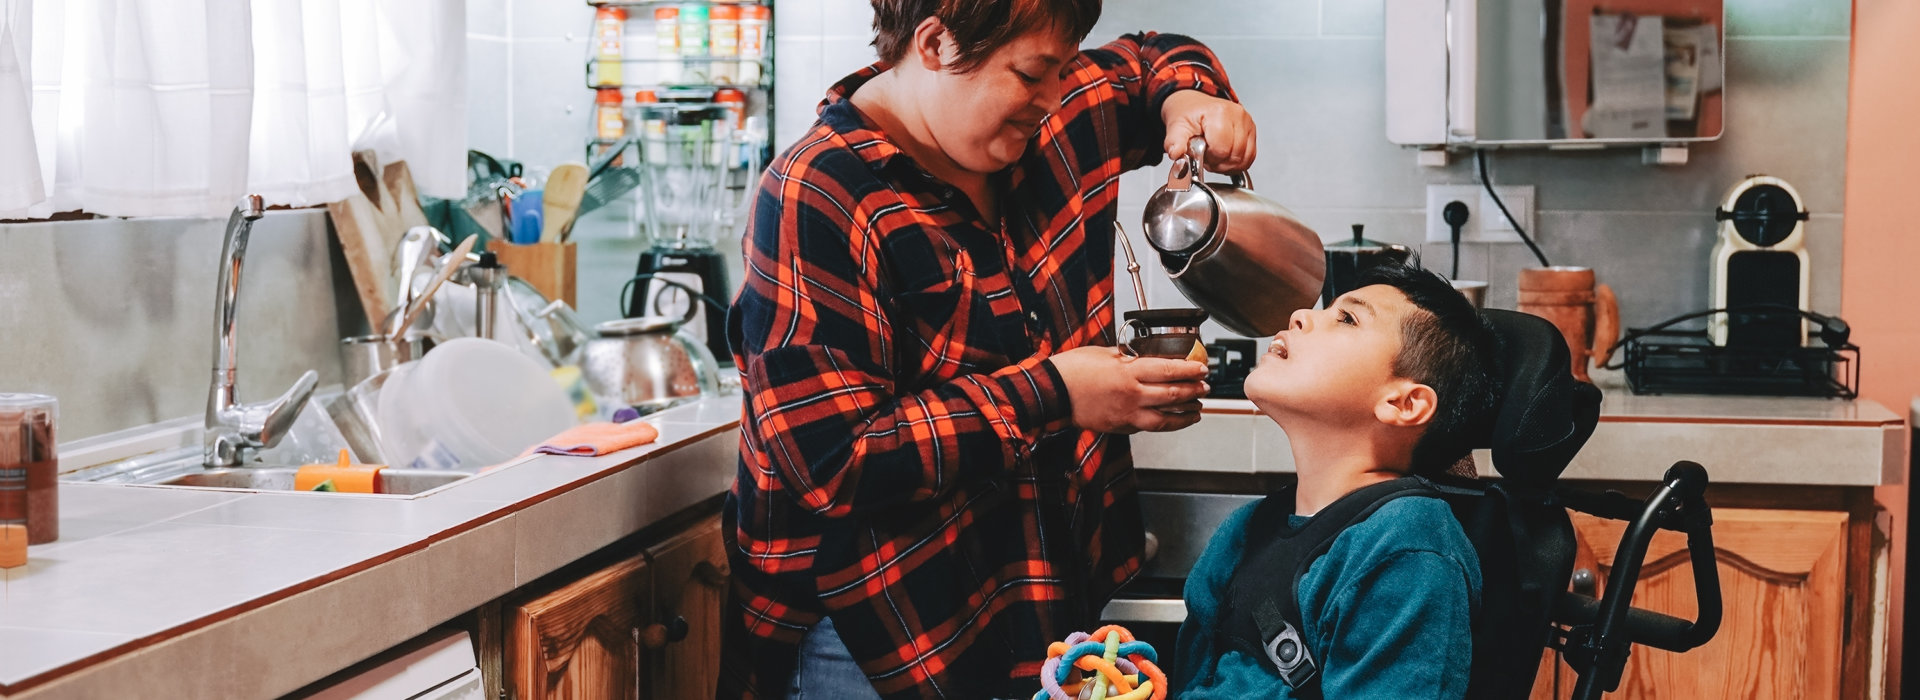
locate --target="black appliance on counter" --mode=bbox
[628,248,732,366]
[1321,224,1412,307]
[1202,339,1258,400]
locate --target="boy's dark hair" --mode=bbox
[871,0,1102,73]
[1354,263,1498,476]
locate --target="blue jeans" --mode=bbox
[788,617,884,700]
[788,618,1029,700]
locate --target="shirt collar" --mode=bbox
[817,63,908,174]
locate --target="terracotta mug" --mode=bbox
[1516,267,1619,382]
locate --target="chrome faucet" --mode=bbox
[205,195,320,468]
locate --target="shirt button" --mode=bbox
[1027,311,1042,325]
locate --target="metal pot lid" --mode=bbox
[1325,224,1410,253]
[596,316,681,337]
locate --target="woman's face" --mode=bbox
[915,28,1078,174]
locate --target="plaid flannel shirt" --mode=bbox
[720,33,1236,700]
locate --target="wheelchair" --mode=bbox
[1433,309,1724,699]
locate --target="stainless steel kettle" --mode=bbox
[578,279,720,415]
[1143,137,1326,337]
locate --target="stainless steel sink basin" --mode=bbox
[65,444,479,498]
[153,468,470,495]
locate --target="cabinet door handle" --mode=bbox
[692,560,726,589]
[640,616,691,648]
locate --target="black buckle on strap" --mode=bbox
[1265,620,1318,689]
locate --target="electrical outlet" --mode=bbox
[1425,184,1537,244]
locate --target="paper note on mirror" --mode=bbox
[1585,13,1667,139]
[1664,25,1703,120]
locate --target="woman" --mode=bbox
[721,2,1257,698]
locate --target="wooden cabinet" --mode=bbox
[1530,507,1850,699]
[643,513,728,700]
[509,543,654,700]
[507,513,728,700]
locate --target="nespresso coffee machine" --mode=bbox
[1710,175,1811,347]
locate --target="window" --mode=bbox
[0,0,466,219]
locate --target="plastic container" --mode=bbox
[0,393,56,544]
[653,7,681,85]
[382,338,577,471]
[714,88,748,131]
[739,4,769,84]
[634,89,668,161]
[677,3,710,84]
[708,4,740,83]
[591,7,626,87]
[594,88,626,141]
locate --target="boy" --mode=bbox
[1173,263,1496,699]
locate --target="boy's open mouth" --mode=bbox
[1268,335,1289,360]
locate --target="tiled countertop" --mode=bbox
[1137,390,1906,486]
[1,388,1907,697]
[0,396,743,699]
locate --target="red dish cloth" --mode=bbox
[529,420,661,457]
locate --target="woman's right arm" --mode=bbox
[733,151,1072,519]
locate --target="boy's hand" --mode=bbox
[1048,346,1210,434]
[1162,90,1257,173]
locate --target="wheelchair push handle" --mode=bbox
[1567,461,1722,699]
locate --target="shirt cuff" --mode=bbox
[988,357,1074,439]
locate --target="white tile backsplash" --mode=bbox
[467,37,512,156]
[511,0,594,42]
[477,0,1852,352]
[466,0,508,39]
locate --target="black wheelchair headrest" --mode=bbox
[1474,309,1603,489]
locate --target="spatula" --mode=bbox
[541,162,590,243]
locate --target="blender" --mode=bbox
[628,97,763,365]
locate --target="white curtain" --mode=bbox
[0,0,464,219]
[0,0,40,213]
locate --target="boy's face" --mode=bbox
[1244,284,1420,421]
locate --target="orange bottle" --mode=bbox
[591,7,626,87]
[595,88,626,142]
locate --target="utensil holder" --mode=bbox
[493,241,578,308]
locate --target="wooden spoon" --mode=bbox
[541,162,589,243]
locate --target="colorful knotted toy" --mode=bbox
[1033,625,1167,700]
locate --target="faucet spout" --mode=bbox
[204,195,318,468]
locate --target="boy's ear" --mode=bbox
[1375,380,1439,429]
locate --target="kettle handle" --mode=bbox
[1183,137,1253,190]
[622,273,710,327]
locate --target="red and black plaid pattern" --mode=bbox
[720,33,1236,700]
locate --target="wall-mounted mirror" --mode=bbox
[1387,0,1726,148]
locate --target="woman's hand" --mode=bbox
[1047,346,1210,434]
[1161,90,1258,173]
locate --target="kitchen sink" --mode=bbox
[152,467,471,496]
[65,440,481,499]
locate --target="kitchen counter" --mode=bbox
[1,388,1904,697]
[0,396,743,699]
[1136,391,1906,486]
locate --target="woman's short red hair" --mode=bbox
[871,0,1102,73]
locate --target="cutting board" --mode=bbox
[326,150,406,325]
[383,160,432,231]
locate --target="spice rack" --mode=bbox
[583,1,774,168]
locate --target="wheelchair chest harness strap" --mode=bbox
[1218,476,1438,698]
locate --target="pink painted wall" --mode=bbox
[1845,0,1919,692]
